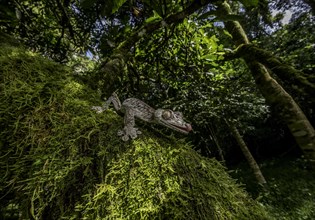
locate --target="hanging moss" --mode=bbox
[0,44,271,219]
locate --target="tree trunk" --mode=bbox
[208,124,225,163]
[227,121,267,186]
[218,1,315,162]
[225,44,315,101]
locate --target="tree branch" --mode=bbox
[225,44,315,99]
[98,0,221,96]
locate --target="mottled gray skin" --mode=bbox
[92,93,192,141]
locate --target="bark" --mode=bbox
[225,44,315,100]
[218,1,315,162]
[247,61,315,159]
[208,124,225,163]
[227,121,267,186]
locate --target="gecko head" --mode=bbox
[154,109,192,134]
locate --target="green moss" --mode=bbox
[78,137,270,220]
[0,44,271,219]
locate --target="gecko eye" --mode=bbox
[162,110,172,120]
[174,112,183,118]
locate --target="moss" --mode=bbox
[0,44,271,219]
[79,137,270,220]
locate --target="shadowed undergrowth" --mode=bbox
[0,44,270,219]
[231,158,315,220]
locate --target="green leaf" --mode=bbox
[111,0,127,14]
[142,0,164,17]
[97,0,127,16]
[144,10,162,23]
[80,0,97,9]
[197,11,218,20]
[202,54,217,61]
[223,30,233,38]
[238,0,259,7]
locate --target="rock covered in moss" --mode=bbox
[0,44,271,219]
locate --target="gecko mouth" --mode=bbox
[171,123,192,134]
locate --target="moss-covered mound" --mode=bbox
[0,44,271,219]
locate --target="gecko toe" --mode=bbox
[122,135,129,141]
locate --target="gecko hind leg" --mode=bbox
[117,107,142,141]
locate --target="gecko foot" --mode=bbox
[91,106,104,113]
[117,126,142,141]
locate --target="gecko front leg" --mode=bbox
[91,92,122,113]
[118,108,141,141]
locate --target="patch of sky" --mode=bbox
[272,9,293,25]
[86,49,94,59]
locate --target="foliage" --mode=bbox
[257,1,315,124]
[0,44,271,219]
[262,0,314,75]
[231,158,315,220]
[1,0,91,62]
[0,0,18,32]
[0,0,261,61]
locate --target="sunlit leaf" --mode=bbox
[145,10,162,23]
[223,30,232,38]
